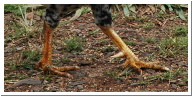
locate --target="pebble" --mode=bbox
[28,70,38,75]
[131,83,139,86]
[176,61,187,67]
[88,74,98,78]
[67,54,75,58]
[77,85,83,90]
[170,80,177,84]
[30,86,41,92]
[34,15,41,21]
[79,60,91,66]
[42,80,49,84]
[171,84,177,89]
[74,71,87,78]
[70,29,81,33]
[16,47,23,51]
[55,78,62,83]
[12,78,41,88]
[67,81,86,88]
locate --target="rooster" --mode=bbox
[35,4,169,78]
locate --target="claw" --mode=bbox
[48,66,74,78]
[35,21,80,77]
[111,52,124,58]
[99,26,169,76]
[164,67,170,71]
[51,65,80,71]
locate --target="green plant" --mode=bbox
[104,71,116,77]
[5,20,27,40]
[36,9,46,16]
[61,6,91,25]
[89,29,100,35]
[114,4,137,18]
[100,39,108,45]
[4,73,16,80]
[145,38,156,44]
[61,57,71,64]
[41,75,53,81]
[101,46,114,53]
[161,4,187,20]
[141,22,155,30]
[6,61,16,70]
[123,4,137,18]
[153,68,185,82]
[173,25,188,36]
[125,40,136,46]
[17,75,28,79]
[115,4,187,21]
[157,12,169,18]
[18,50,42,70]
[112,13,119,20]
[139,81,147,85]
[64,36,84,52]
[118,68,133,76]
[5,4,40,38]
[4,4,24,15]
[158,37,187,57]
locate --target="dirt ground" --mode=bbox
[4,5,188,92]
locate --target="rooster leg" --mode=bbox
[99,26,169,75]
[35,22,79,78]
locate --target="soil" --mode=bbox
[4,5,188,92]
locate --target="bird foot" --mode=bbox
[111,52,169,76]
[35,59,80,78]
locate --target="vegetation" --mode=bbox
[20,50,42,70]
[64,36,85,52]
[158,26,188,57]
[4,4,24,15]
[115,4,187,20]
[4,4,188,92]
[101,46,114,53]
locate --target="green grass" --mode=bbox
[158,37,187,57]
[16,75,29,79]
[139,81,147,85]
[125,40,136,46]
[18,50,42,70]
[36,9,46,16]
[5,21,27,40]
[101,46,114,53]
[145,37,157,44]
[141,22,155,30]
[89,29,100,35]
[157,12,169,18]
[64,36,84,52]
[4,73,28,80]
[118,68,133,76]
[100,39,108,45]
[103,71,116,77]
[5,4,44,37]
[173,25,188,37]
[4,4,24,15]
[112,13,119,20]
[6,61,16,70]
[150,68,186,82]
[5,50,41,70]
[129,16,148,22]
[4,73,16,80]
[61,57,71,64]
[40,75,53,81]
[158,25,188,57]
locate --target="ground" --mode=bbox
[4,5,188,92]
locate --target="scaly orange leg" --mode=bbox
[99,26,169,75]
[35,22,80,78]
